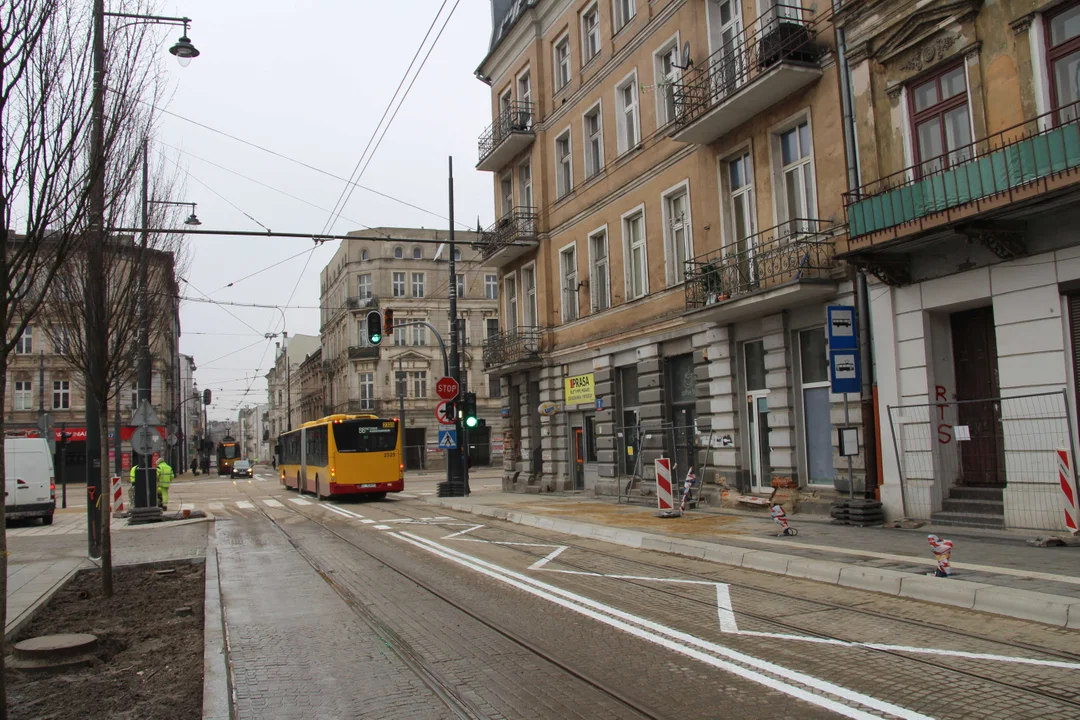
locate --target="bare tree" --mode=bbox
[1,1,172,711]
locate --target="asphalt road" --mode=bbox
[176,472,1080,720]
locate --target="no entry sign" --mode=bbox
[436,376,459,400]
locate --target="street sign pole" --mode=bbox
[446,156,464,497]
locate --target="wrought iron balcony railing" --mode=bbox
[673,5,824,128]
[345,294,378,311]
[482,326,549,369]
[347,345,380,360]
[844,101,1080,239]
[478,101,535,166]
[346,399,375,414]
[684,219,837,309]
[475,206,539,263]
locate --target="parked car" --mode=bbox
[231,460,254,478]
[4,438,55,525]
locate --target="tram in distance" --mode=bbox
[276,414,403,499]
[216,435,240,476]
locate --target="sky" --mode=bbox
[150,0,495,420]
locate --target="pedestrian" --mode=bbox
[201,454,210,476]
[128,460,139,508]
[768,488,797,536]
[190,456,199,476]
[156,457,174,510]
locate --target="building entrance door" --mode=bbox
[572,426,585,491]
[950,306,1005,486]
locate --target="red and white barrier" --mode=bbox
[1058,448,1078,534]
[655,458,674,511]
[111,475,124,513]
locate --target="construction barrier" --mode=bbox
[1059,448,1078,534]
[111,475,124,513]
[654,458,674,512]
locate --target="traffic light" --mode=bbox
[367,310,382,344]
[203,388,212,405]
[383,308,394,336]
[462,391,478,428]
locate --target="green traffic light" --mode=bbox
[465,416,478,428]
[371,333,381,344]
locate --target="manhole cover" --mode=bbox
[11,633,100,673]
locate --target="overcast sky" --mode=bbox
[152,1,494,420]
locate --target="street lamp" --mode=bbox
[150,200,201,226]
[169,24,200,67]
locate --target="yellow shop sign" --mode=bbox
[564,373,596,405]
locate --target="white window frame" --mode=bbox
[517,67,532,110]
[486,317,500,339]
[358,273,372,299]
[653,33,681,127]
[582,100,604,179]
[554,32,572,91]
[411,370,428,399]
[411,271,426,298]
[504,272,519,331]
[393,245,404,259]
[559,241,579,323]
[582,4,601,65]
[53,325,71,355]
[613,0,635,32]
[14,381,32,411]
[412,318,427,346]
[518,158,533,209]
[615,69,640,155]
[392,271,406,298]
[661,180,694,286]
[15,326,32,354]
[555,127,573,199]
[768,110,818,229]
[587,225,611,312]
[500,173,514,215]
[412,246,423,259]
[499,87,512,115]
[455,273,466,298]
[521,261,538,327]
[621,204,648,300]
[52,379,70,410]
[485,274,499,299]
[719,144,758,251]
[358,372,375,410]
[394,324,407,346]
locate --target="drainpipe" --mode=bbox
[836,20,879,501]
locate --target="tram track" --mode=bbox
[230,481,665,720]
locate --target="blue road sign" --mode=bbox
[827,305,857,351]
[829,349,861,394]
[596,397,604,410]
[438,428,457,450]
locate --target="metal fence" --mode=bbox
[482,326,549,370]
[475,206,539,263]
[612,421,713,508]
[477,101,535,165]
[886,390,1078,530]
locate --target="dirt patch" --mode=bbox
[6,562,204,720]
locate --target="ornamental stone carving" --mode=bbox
[900,35,959,73]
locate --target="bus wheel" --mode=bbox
[314,476,323,500]
[370,492,387,501]
[296,473,303,495]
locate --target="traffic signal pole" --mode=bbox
[447,157,465,496]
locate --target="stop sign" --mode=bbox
[435,376,459,400]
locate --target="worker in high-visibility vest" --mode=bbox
[155,459,174,510]
[128,461,140,508]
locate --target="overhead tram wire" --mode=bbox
[210,247,314,293]
[179,277,267,335]
[167,155,273,232]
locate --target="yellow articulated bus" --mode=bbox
[276,414,403,499]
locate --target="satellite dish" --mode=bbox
[674,41,693,71]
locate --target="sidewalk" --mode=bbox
[417,484,1080,629]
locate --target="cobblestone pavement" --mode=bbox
[179,474,1080,719]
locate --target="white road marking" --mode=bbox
[235,501,254,510]
[397,493,418,498]
[262,499,284,508]
[327,506,365,519]
[324,506,354,519]
[208,502,224,511]
[374,524,392,530]
[289,498,311,506]
[395,531,928,720]
[360,519,376,524]
[442,524,485,539]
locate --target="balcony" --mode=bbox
[477,101,535,172]
[672,6,825,146]
[347,345,380,360]
[474,206,539,267]
[684,219,838,322]
[482,326,549,371]
[346,399,375,414]
[844,103,1080,270]
[346,294,378,311]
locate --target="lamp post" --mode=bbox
[86,0,199,557]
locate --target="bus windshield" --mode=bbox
[332,419,398,453]
[222,444,238,459]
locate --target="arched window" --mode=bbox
[361,249,369,261]
[453,248,462,262]
[413,246,422,259]
[393,246,404,259]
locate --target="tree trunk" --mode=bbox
[99,397,112,598]
[0,352,9,720]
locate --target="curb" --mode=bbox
[422,497,1080,630]
[202,544,232,720]
[4,561,88,643]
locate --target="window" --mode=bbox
[585,416,598,462]
[411,371,428,398]
[616,75,639,153]
[799,327,835,485]
[505,275,519,331]
[909,65,970,176]
[555,35,571,91]
[555,130,573,199]
[455,274,465,298]
[560,244,579,322]
[623,209,647,300]
[361,249,369,261]
[395,371,408,398]
[518,160,533,208]
[589,228,610,312]
[394,323,406,346]
[15,326,32,354]
[584,104,604,178]
[1049,4,1080,123]
[358,274,372,299]
[778,120,817,228]
[453,248,462,262]
[358,372,374,410]
[393,246,404,259]
[485,274,499,299]
[614,0,635,31]
[488,374,501,398]
[501,174,514,215]
[500,88,512,115]
[411,272,425,298]
[486,318,500,338]
[727,152,756,247]
[52,380,70,410]
[52,325,71,355]
[518,70,532,111]
[582,5,600,63]
[412,319,427,346]
[412,246,422,259]
[522,264,538,326]
[664,187,692,285]
[655,41,679,126]
[14,381,32,411]
[392,272,406,298]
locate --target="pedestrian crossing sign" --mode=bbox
[438,429,457,450]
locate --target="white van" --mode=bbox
[4,438,55,525]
